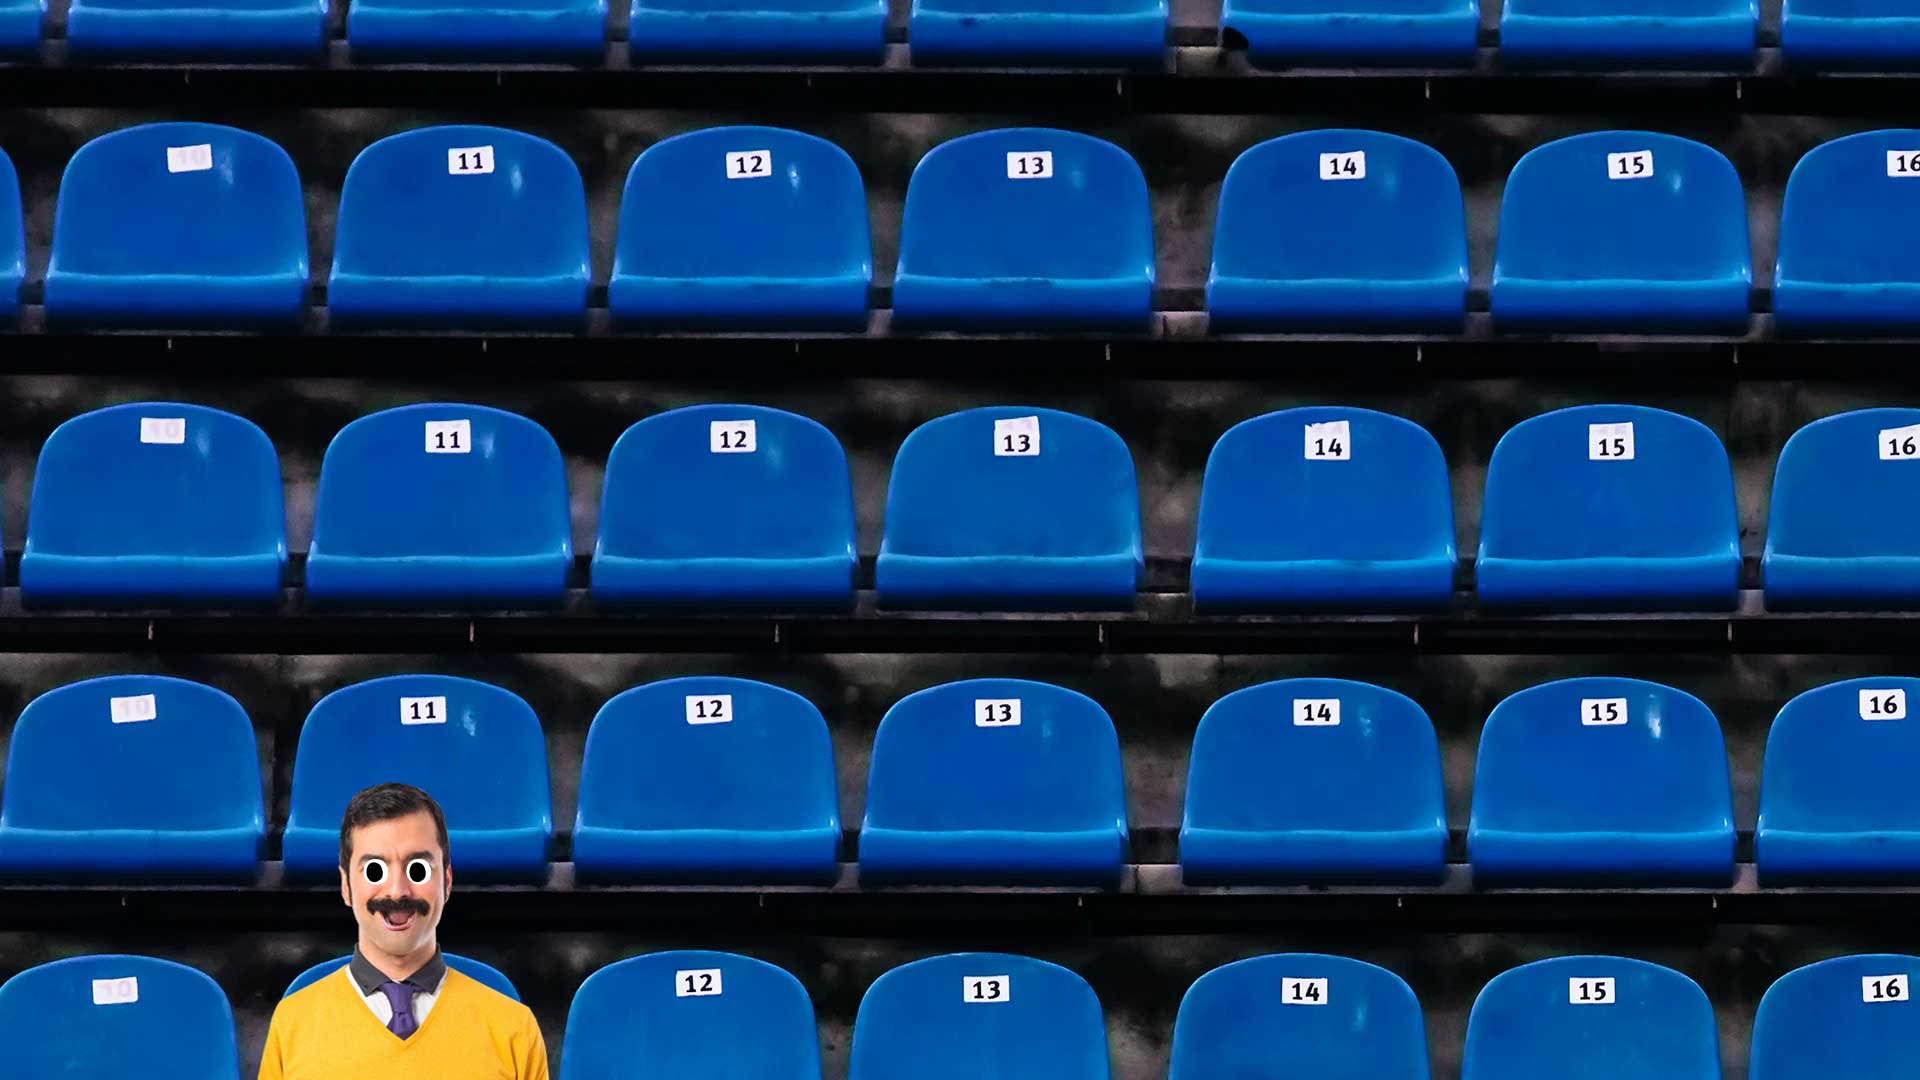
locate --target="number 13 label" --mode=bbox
[994,416,1040,457]
[976,699,1021,727]
[964,976,1010,1002]
[1007,151,1053,179]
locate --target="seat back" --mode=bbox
[1778,131,1920,291]
[1766,408,1920,563]
[1750,954,1920,1080]
[1757,676,1920,874]
[0,145,22,319]
[0,955,240,1079]
[1463,956,1719,1080]
[848,953,1109,1080]
[1169,954,1430,1080]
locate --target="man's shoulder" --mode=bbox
[267,966,353,1028]
[443,969,537,1027]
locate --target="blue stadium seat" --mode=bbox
[562,951,822,1080]
[1192,407,1456,612]
[1463,957,1719,1080]
[1476,404,1740,612]
[1499,0,1756,68]
[0,676,262,883]
[1209,132,1469,332]
[1775,134,1920,335]
[908,0,1166,66]
[1765,409,1920,610]
[572,677,840,884]
[284,953,519,999]
[629,0,883,61]
[1223,0,1476,66]
[45,123,307,330]
[0,147,22,323]
[876,406,1141,611]
[892,129,1155,332]
[330,126,590,330]
[1751,955,1920,1080]
[591,404,856,610]
[306,403,572,610]
[1782,0,1920,68]
[0,955,240,1079]
[1756,677,1920,883]
[21,402,287,610]
[347,0,606,58]
[1490,132,1751,333]
[1181,679,1447,885]
[66,0,325,57]
[0,0,39,51]
[850,954,1108,1080]
[1169,954,1430,1080]
[860,678,1128,886]
[609,127,871,331]
[1469,677,1735,886]
[281,675,552,881]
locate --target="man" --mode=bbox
[258,783,548,1079]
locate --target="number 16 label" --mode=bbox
[1881,423,1920,460]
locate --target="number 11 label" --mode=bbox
[447,145,495,175]
[425,419,471,454]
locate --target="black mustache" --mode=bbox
[367,897,430,918]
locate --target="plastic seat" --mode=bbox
[1491,132,1751,333]
[1764,408,1920,610]
[591,404,856,610]
[1756,677,1920,883]
[1469,677,1735,886]
[850,954,1108,1080]
[1775,134,1920,335]
[860,678,1128,886]
[0,955,240,1079]
[0,676,262,883]
[1464,957,1719,1080]
[347,0,606,58]
[1499,0,1756,68]
[629,0,883,61]
[306,403,572,610]
[0,147,23,324]
[609,127,871,331]
[1222,0,1477,67]
[22,402,287,610]
[572,677,840,884]
[281,675,552,881]
[877,406,1142,611]
[329,126,590,330]
[0,1,39,51]
[1181,679,1447,885]
[1209,132,1469,333]
[66,0,325,57]
[1192,407,1456,612]
[908,0,1166,66]
[1477,405,1740,612]
[285,954,519,999]
[561,951,822,1080]
[1783,0,1920,69]
[45,122,307,330]
[892,129,1155,332]
[1169,954,1431,1080]
[1751,955,1920,1080]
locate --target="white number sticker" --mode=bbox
[166,144,213,174]
[109,694,157,725]
[1293,699,1340,727]
[424,419,470,454]
[686,694,733,725]
[1304,420,1351,461]
[1570,977,1616,1004]
[140,417,185,445]
[975,699,1021,727]
[1006,152,1053,180]
[725,150,772,179]
[1880,424,1920,460]
[1863,974,1909,1003]
[1282,977,1328,1005]
[91,977,139,1005]
[1318,152,1366,181]
[964,976,1010,1003]
[710,420,757,454]
[676,969,723,997]
[1607,151,1653,180]
[1888,152,1920,178]
[994,416,1040,457]
[400,696,446,725]
[447,146,495,175]
[1582,698,1628,726]
[1589,422,1635,461]
[1860,688,1907,721]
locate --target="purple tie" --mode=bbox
[378,981,420,1039]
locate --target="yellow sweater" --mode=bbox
[258,966,549,1080]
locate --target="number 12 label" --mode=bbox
[710,419,757,454]
[726,150,772,179]
[686,694,733,725]
[677,969,723,997]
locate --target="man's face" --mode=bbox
[338,811,450,960]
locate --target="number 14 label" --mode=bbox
[1319,152,1365,181]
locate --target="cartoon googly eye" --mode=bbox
[406,858,433,885]
[363,858,389,885]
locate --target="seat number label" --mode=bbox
[976,699,1021,727]
[1864,975,1908,1002]
[425,419,470,454]
[1582,698,1628,726]
[726,150,772,179]
[1319,152,1365,181]
[687,694,733,725]
[1888,152,1920,177]
[1304,420,1350,460]
[1589,422,1634,461]
[677,969,722,997]
[140,417,186,444]
[1007,152,1053,179]
[1880,424,1920,460]
[1861,689,1906,720]
[1294,699,1340,727]
[1607,151,1653,180]
[401,696,447,725]
[711,420,757,453]
[166,144,213,173]
[964,975,1010,1002]
[1570,977,1615,1004]
[448,146,495,175]
[995,416,1039,456]
[1283,977,1328,1004]
[92,977,140,1005]
[110,694,157,725]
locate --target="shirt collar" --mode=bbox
[349,946,446,996]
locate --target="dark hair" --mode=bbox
[338,783,450,870]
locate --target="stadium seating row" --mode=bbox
[13,399,1910,614]
[12,121,1920,335]
[5,670,1917,887]
[4,950,1913,1079]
